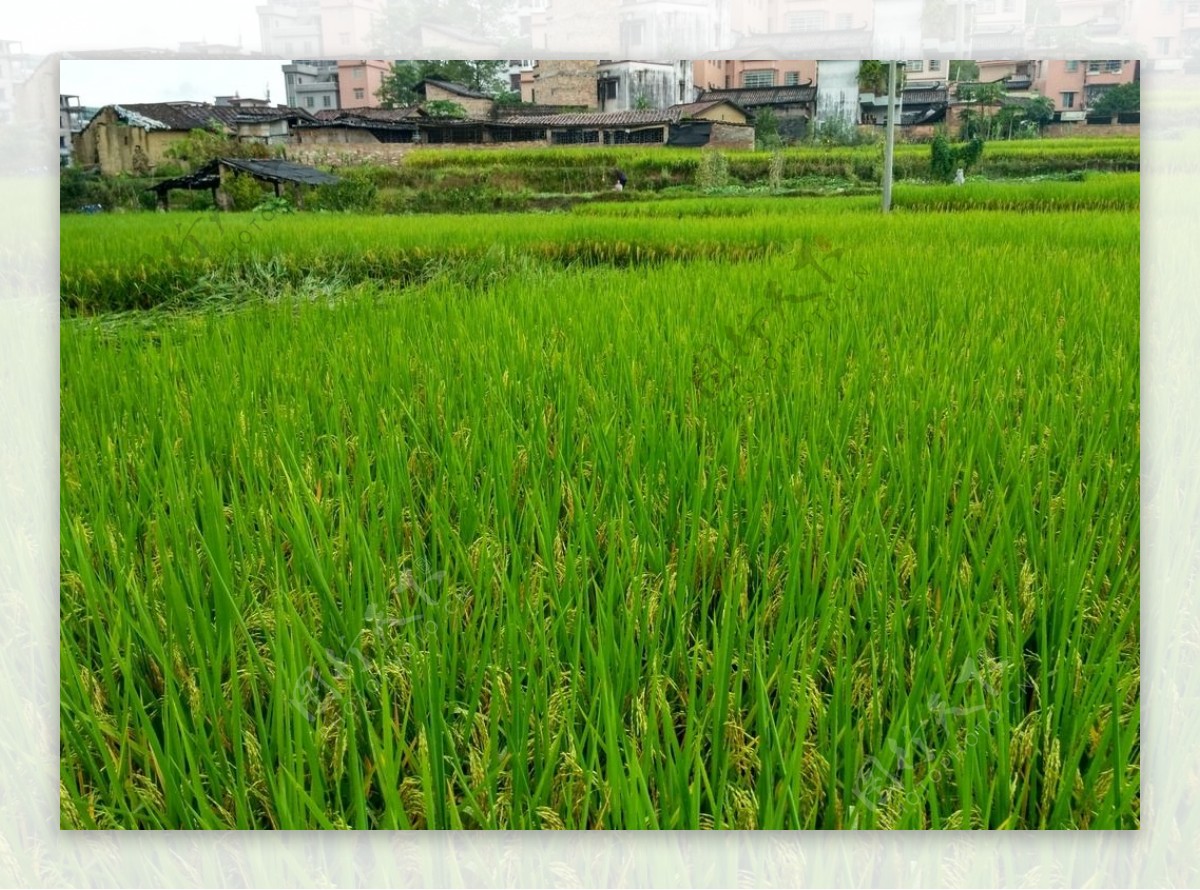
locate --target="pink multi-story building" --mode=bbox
[1031,58,1138,112]
[337,59,390,108]
[693,59,817,89]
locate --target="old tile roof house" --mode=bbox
[73,102,315,175]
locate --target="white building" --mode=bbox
[283,60,340,111]
[596,60,696,111]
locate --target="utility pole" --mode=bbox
[882,60,898,213]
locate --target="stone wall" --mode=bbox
[1043,122,1140,138]
[707,122,755,150]
[530,60,598,109]
[423,82,495,118]
[287,140,553,167]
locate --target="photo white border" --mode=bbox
[2,0,1189,884]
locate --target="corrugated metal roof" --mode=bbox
[218,157,340,184]
[151,157,340,191]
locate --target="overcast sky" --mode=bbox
[7,0,264,55]
[60,60,292,108]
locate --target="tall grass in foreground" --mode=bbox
[60,209,1139,829]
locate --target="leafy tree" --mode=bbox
[1090,82,1139,116]
[949,60,980,82]
[1025,94,1055,127]
[377,60,508,107]
[754,107,782,150]
[633,93,652,111]
[423,99,467,119]
[957,81,1006,139]
[858,60,905,95]
[930,135,984,181]
[492,90,525,108]
[163,122,270,169]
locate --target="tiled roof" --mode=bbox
[498,101,752,128]
[419,79,493,99]
[497,108,679,127]
[696,85,817,106]
[673,99,749,119]
[111,102,313,130]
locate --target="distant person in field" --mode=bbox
[613,169,627,192]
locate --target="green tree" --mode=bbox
[377,60,508,107]
[949,60,980,82]
[930,135,984,181]
[754,107,782,149]
[163,122,271,169]
[957,81,1006,139]
[1090,82,1140,116]
[858,60,902,95]
[423,99,467,119]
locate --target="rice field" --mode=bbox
[60,176,1140,829]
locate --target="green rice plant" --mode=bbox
[60,201,1140,830]
[60,174,1141,312]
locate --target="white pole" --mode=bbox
[883,60,897,213]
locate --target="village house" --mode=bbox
[695,83,817,139]
[73,101,315,175]
[291,94,752,148]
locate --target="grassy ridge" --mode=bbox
[61,206,1139,829]
[573,174,1140,218]
[60,176,1141,313]
[392,139,1140,189]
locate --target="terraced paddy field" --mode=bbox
[60,175,1140,829]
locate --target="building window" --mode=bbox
[835,13,853,28]
[785,10,827,31]
[1156,37,1171,53]
[1189,0,1200,13]
[929,59,941,71]
[60,136,66,148]
[1066,60,1078,72]
[285,41,293,53]
[1002,0,1015,11]
[978,0,996,11]
[323,95,332,107]
[1107,60,1122,72]
[906,60,924,72]
[1061,91,1076,108]
[339,32,350,44]
[678,80,686,101]
[354,88,365,100]
[286,74,294,85]
[742,69,775,87]
[785,71,801,85]
[306,96,315,107]
[602,79,618,99]
[303,41,312,51]
[620,20,644,46]
[353,67,364,79]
